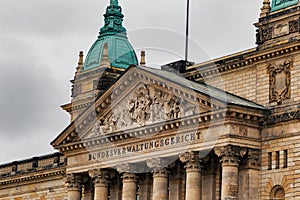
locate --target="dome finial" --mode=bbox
[140,51,146,66]
[110,0,119,6]
[100,43,110,68]
[99,0,126,38]
[75,51,84,75]
[260,0,271,18]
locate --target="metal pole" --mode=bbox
[185,0,190,62]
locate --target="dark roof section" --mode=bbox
[138,66,266,110]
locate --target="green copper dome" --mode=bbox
[83,0,138,71]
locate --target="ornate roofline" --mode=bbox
[184,43,300,80]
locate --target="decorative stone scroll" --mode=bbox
[268,60,292,103]
[89,84,196,137]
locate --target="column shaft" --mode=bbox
[68,190,81,200]
[122,173,137,200]
[221,165,238,200]
[186,170,201,200]
[153,170,168,200]
[94,184,108,200]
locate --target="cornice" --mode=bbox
[57,106,265,153]
[184,42,300,80]
[0,167,65,187]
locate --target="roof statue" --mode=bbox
[271,0,299,11]
[83,0,138,71]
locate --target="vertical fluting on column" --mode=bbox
[179,151,202,200]
[214,145,247,200]
[66,173,83,200]
[89,169,110,200]
[117,164,138,200]
[147,158,169,200]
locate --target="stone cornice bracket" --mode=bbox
[65,173,83,191]
[260,0,271,18]
[214,145,247,167]
[247,149,261,169]
[88,169,110,187]
[146,158,169,178]
[179,151,203,173]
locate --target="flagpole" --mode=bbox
[185,0,190,62]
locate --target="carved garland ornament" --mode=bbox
[268,60,292,103]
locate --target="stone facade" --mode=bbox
[2,0,300,200]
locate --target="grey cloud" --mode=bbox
[0,0,263,163]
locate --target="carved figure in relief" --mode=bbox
[151,90,166,122]
[167,96,182,120]
[89,85,197,138]
[128,85,152,125]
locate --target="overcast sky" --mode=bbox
[0,0,262,164]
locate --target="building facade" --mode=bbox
[1,0,300,199]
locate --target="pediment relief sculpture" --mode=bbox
[89,84,197,137]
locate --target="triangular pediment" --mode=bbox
[51,66,264,149]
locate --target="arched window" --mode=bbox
[270,185,285,200]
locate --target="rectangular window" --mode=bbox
[268,152,272,170]
[283,150,288,168]
[275,151,280,169]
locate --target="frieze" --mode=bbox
[265,109,300,125]
[88,85,196,137]
[88,132,201,161]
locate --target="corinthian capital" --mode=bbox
[88,169,110,186]
[179,151,202,172]
[65,173,82,191]
[214,145,247,166]
[146,157,169,177]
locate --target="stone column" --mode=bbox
[66,173,82,200]
[179,152,202,200]
[117,164,137,200]
[89,169,110,200]
[215,145,246,200]
[147,158,169,200]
